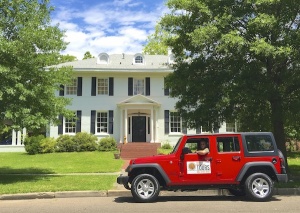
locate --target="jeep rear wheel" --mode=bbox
[131,174,160,203]
[244,173,273,201]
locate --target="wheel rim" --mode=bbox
[136,178,155,199]
[251,177,270,198]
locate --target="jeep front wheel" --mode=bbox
[131,174,160,203]
[244,173,273,201]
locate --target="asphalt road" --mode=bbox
[0,195,299,213]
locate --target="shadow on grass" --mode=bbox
[0,167,55,184]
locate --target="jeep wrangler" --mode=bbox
[117,132,288,202]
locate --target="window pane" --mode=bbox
[65,112,76,133]
[96,112,108,133]
[135,56,143,63]
[97,78,108,95]
[170,112,181,133]
[66,79,77,95]
[134,79,144,95]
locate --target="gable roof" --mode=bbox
[117,94,161,107]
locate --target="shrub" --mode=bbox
[40,137,57,153]
[24,135,45,155]
[98,137,117,151]
[73,132,98,152]
[161,142,172,149]
[56,135,76,152]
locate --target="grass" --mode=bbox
[0,151,299,195]
[0,151,123,195]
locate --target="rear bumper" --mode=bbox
[277,174,288,183]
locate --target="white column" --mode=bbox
[119,109,123,143]
[12,129,16,146]
[17,130,21,145]
[155,108,159,142]
[150,107,154,142]
[124,108,128,142]
[22,128,27,145]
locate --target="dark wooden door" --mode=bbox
[132,116,146,142]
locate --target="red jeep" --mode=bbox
[117,132,288,202]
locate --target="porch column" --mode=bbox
[12,129,16,146]
[150,107,154,142]
[119,109,123,143]
[124,109,128,142]
[155,108,158,142]
[16,130,22,145]
[22,128,26,145]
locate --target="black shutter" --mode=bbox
[109,77,114,96]
[109,110,114,134]
[58,115,63,134]
[196,128,201,134]
[145,77,150,96]
[91,77,96,96]
[59,85,64,96]
[164,77,169,96]
[90,110,96,134]
[77,77,82,96]
[128,77,133,96]
[164,110,169,134]
[76,111,82,133]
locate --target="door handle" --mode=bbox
[232,156,241,161]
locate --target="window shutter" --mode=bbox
[164,77,169,96]
[128,77,133,96]
[58,115,63,134]
[59,85,64,96]
[164,110,169,134]
[109,110,114,134]
[196,128,201,134]
[76,111,82,133]
[91,77,96,96]
[109,77,114,96]
[145,77,150,96]
[90,110,96,134]
[77,77,82,96]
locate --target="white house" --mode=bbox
[2,52,236,151]
[47,52,234,146]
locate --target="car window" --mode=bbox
[185,138,209,152]
[245,135,274,152]
[217,137,240,152]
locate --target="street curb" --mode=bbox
[0,188,299,200]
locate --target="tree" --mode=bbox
[0,0,73,132]
[160,0,300,161]
[143,24,169,55]
[82,51,94,60]
[58,54,78,63]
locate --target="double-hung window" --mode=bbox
[96,112,108,133]
[66,78,77,95]
[97,78,108,95]
[134,79,144,95]
[170,112,181,133]
[65,112,77,133]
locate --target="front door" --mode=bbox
[132,116,146,142]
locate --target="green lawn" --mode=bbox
[0,151,299,195]
[0,151,123,195]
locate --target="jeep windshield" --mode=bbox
[170,137,183,154]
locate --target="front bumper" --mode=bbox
[117,175,130,190]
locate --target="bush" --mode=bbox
[161,142,172,149]
[40,137,56,153]
[98,137,117,151]
[24,135,45,155]
[56,135,76,152]
[73,132,98,152]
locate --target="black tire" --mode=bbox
[228,188,246,196]
[244,173,274,202]
[131,174,160,203]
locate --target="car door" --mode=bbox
[179,137,215,184]
[214,135,244,183]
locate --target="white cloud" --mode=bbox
[52,0,166,59]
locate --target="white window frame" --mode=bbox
[96,111,108,133]
[170,111,181,133]
[64,112,76,134]
[133,78,145,95]
[66,78,77,95]
[97,78,108,95]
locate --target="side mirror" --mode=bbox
[182,147,191,155]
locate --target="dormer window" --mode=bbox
[97,53,109,64]
[133,54,144,64]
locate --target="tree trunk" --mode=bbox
[270,99,289,170]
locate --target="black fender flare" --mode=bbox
[236,162,278,182]
[128,163,171,185]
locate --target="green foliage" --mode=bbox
[0,0,73,131]
[40,137,56,153]
[24,135,45,155]
[98,137,117,151]
[56,135,77,152]
[160,0,300,159]
[82,51,94,60]
[161,142,172,149]
[58,54,78,63]
[73,132,98,152]
[143,24,169,55]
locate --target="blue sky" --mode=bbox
[50,0,168,60]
